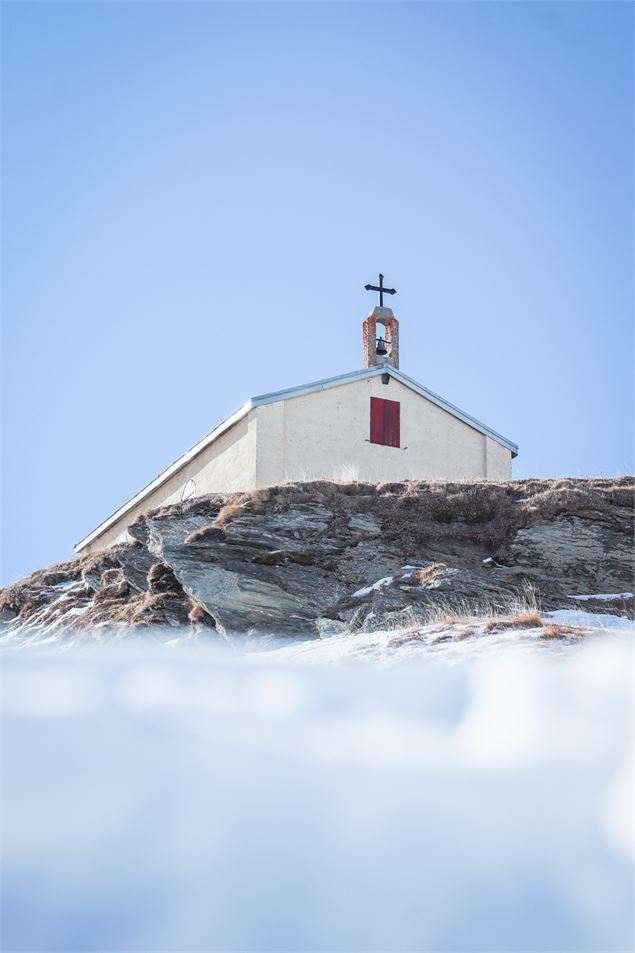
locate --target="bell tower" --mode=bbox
[363,274,399,369]
[363,307,399,369]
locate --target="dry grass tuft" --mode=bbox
[147,562,182,596]
[185,496,254,542]
[212,494,252,528]
[385,613,583,648]
[212,502,247,527]
[483,610,543,633]
[93,578,130,604]
[387,629,424,648]
[188,599,214,626]
[412,563,447,586]
[185,524,226,544]
[539,623,582,640]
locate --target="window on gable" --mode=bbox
[370,397,400,448]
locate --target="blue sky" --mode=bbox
[2,1,633,585]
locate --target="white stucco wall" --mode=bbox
[80,412,257,554]
[255,377,512,486]
[255,401,285,487]
[484,436,512,481]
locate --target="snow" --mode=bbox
[0,589,93,648]
[399,564,423,580]
[2,631,632,952]
[567,592,633,602]
[270,612,633,667]
[352,575,394,597]
[546,609,634,630]
[63,606,90,617]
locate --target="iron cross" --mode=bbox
[364,273,396,307]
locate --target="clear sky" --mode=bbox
[2,1,633,586]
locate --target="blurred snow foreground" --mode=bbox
[1,618,633,953]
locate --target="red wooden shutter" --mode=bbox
[370,397,400,448]
[384,398,400,447]
[370,397,383,444]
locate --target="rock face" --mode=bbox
[1,477,633,645]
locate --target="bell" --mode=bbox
[376,336,388,356]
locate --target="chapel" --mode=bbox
[75,277,518,555]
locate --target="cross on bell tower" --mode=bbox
[364,273,397,308]
[362,273,399,370]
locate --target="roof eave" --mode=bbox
[387,367,519,456]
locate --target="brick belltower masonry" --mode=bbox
[363,306,400,369]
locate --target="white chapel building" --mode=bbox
[76,283,518,555]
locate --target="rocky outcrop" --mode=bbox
[1,477,633,645]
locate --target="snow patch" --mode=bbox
[546,609,634,630]
[353,575,394,597]
[567,592,633,603]
[399,564,422,580]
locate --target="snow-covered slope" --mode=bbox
[266,609,633,665]
[2,634,632,952]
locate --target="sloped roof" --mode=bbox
[74,365,518,552]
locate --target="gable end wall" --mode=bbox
[255,376,511,485]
